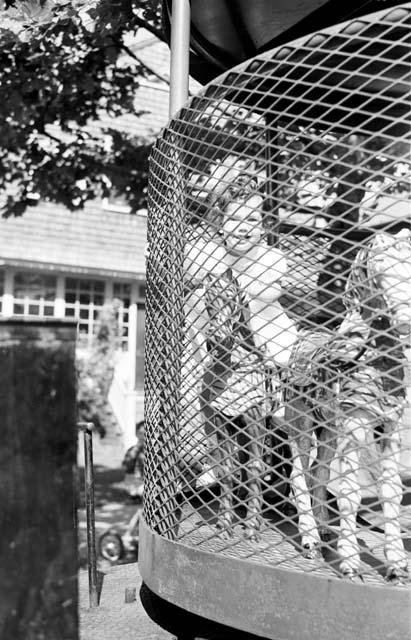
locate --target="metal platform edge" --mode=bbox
[138,517,411,640]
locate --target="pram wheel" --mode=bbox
[99,530,124,562]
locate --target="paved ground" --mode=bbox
[79,564,174,640]
[77,430,268,640]
[77,430,175,640]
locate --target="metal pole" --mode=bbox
[169,0,190,117]
[78,422,99,608]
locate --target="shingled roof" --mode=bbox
[0,201,147,279]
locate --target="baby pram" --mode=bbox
[99,508,141,563]
[99,423,144,563]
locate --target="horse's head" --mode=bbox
[364,229,411,340]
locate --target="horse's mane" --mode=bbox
[343,231,411,330]
[343,237,385,323]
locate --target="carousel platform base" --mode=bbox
[138,489,411,640]
[174,495,411,588]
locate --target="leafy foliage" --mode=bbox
[0,0,163,216]
[76,299,122,437]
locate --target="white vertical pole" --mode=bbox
[55,274,65,318]
[128,292,138,392]
[169,0,190,118]
[122,283,139,449]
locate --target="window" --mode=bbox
[13,272,56,316]
[64,278,105,345]
[113,282,131,350]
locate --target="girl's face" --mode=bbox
[222,195,264,254]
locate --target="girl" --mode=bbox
[221,187,298,368]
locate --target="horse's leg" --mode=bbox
[335,409,367,579]
[200,396,236,538]
[241,405,266,542]
[213,413,237,539]
[311,423,338,541]
[268,414,293,509]
[379,421,408,583]
[286,397,321,559]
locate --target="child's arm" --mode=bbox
[245,247,297,366]
[184,235,227,284]
[244,246,287,302]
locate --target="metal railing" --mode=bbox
[77,422,99,608]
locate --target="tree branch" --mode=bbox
[134,14,167,43]
[118,39,195,97]
[119,41,170,86]
[42,130,63,144]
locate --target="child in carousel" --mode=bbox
[220,184,298,369]
[185,181,298,407]
[183,180,297,537]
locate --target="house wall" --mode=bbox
[0,262,146,443]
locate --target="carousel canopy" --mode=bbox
[162,0,404,84]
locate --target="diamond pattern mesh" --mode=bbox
[144,5,411,585]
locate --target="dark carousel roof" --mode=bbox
[161,0,405,85]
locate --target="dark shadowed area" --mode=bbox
[0,319,78,640]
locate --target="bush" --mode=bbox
[77,300,121,437]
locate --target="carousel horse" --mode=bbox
[285,229,411,582]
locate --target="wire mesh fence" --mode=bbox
[144,4,411,591]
